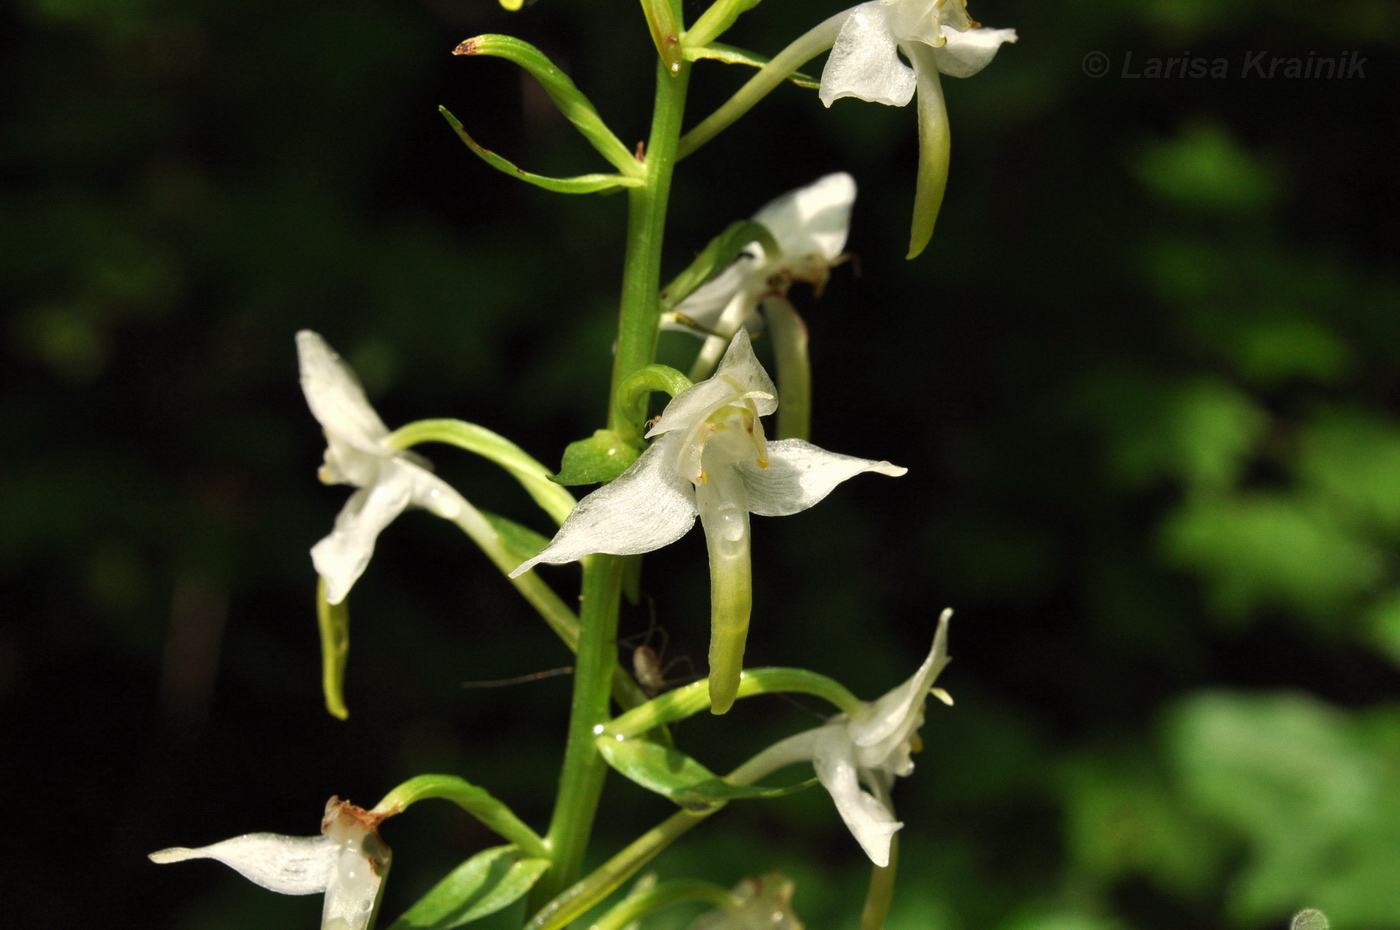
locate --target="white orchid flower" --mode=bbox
[298,330,466,605]
[691,873,804,930]
[667,173,855,440]
[511,330,906,712]
[667,173,855,376]
[818,0,1016,258]
[150,797,392,930]
[733,610,952,867]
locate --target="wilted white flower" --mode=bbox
[298,330,465,604]
[512,330,905,712]
[691,872,804,930]
[150,797,392,930]
[818,0,1016,257]
[734,610,952,866]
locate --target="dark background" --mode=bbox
[4,0,1399,927]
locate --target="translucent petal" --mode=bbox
[149,833,337,896]
[811,727,903,867]
[819,3,917,108]
[930,26,1017,78]
[668,261,759,332]
[509,434,698,575]
[851,610,952,762]
[650,331,777,439]
[752,173,857,263]
[312,475,415,605]
[297,331,391,455]
[320,803,392,930]
[739,439,906,517]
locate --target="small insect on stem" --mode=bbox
[461,667,574,688]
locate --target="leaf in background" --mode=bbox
[1167,692,1400,924]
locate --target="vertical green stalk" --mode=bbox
[609,59,690,435]
[536,553,625,903]
[534,56,692,909]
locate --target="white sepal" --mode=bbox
[811,726,904,867]
[298,330,467,604]
[510,432,699,575]
[149,833,337,895]
[739,439,907,517]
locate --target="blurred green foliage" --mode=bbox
[2,0,1398,928]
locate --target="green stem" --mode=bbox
[592,879,739,930]
[677,12,843,160]
[534,48,692,917]
[609,59,691,436]
[859,832,899,930]
[605,666,863,737]
[535,554,625,904]
[527,809,713,930]
[523,747,799,930]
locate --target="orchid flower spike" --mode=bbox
[734,610,953,866]
[819,0,1016,258]
[666,173,855,378]
[150,797,392,930]
[511,330,906,713]
[691,873,804,930]
[298,330,466,605]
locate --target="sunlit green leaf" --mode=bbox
[390,844,549,929]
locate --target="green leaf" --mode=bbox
[390,845,549,930]
[316,577,350,720]
[552,430,641,486]
[481,511,552,565]
[597,736,817,811]
[373,774,548,860]
[683,43,818,89]
[453,36,638,175]
[660,220,779,312]
[440,107,641,196]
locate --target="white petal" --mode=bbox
[931,26,1017,78]
[312,474,414,605]
[668,260,759,333]
[812,727,903,867]
[297,331,392,455]
[150,833,337,895]
[752,173,857,263]
[509,435,698,575]
[851,609,952,761]
[648,331,777,439]
[738,439,906,517]
[819,3,917,108]
[887,0,972,47]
